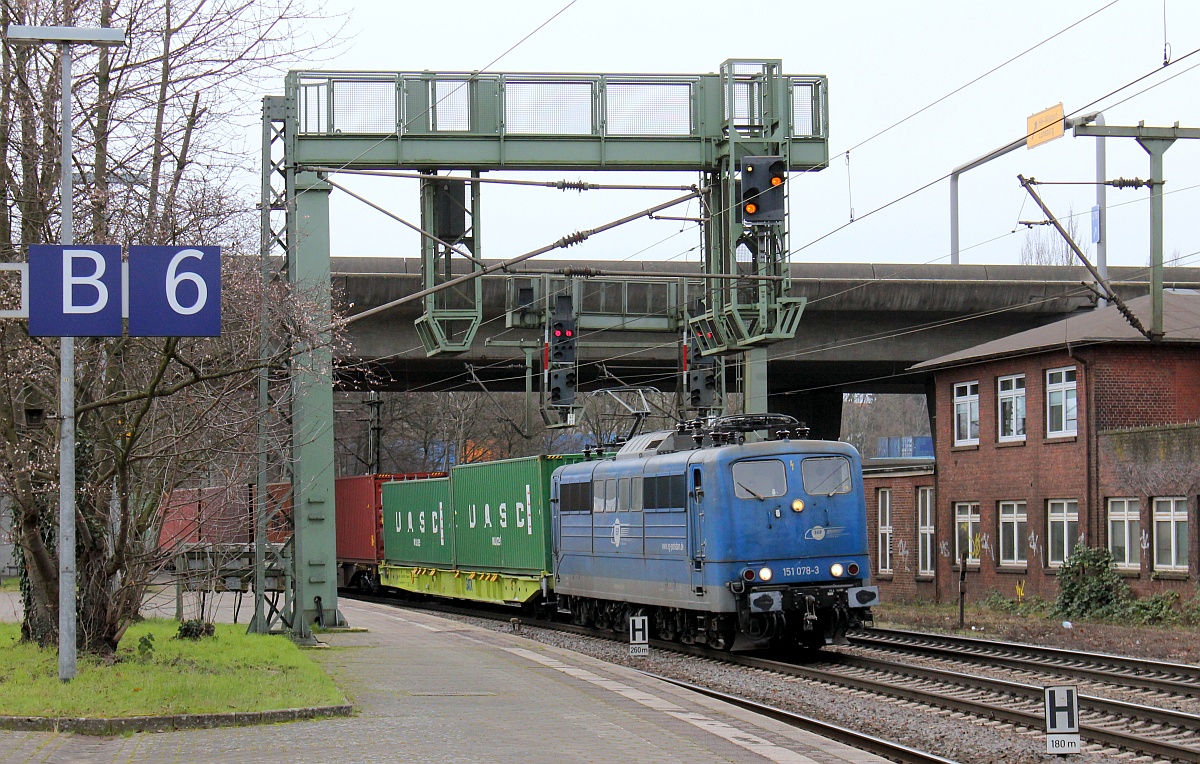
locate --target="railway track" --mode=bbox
[850,627,1200,698]
[343,593,1200,762]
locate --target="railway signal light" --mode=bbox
[687,364,717,409]
[549,368,576,407]
[741,156,786,224]
[549,317,576,363]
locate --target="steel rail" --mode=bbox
[853,628,1200,696]
[644,673,964,764]
[831,652,1200,738]
[692,647,1200,763]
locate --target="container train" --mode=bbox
[370,414,878,649]
[159,414,879,649]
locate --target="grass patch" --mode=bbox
[0,620,344,718]
[0,577,18,592]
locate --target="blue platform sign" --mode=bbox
[128,246,221,337]
[28,244,123,337]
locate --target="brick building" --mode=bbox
[868,291,1200,604]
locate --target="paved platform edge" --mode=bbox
[0,703,353,735]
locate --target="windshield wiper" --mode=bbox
[736,481,765,501]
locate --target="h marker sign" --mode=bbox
[28,244,220,337]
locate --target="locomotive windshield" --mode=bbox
[801,456,853,496]
[732,460,787,500]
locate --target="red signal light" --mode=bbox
[554,329,563,337]
[564,329,573,337]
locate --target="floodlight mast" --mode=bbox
[5,24,127,682]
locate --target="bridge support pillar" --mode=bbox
[768,389,843,442]
[290,172,341,640]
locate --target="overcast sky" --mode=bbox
[269,0,1200,271]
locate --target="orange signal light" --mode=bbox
[770,176,783,186]
[744,202,758,215]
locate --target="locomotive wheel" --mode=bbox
[706,621,736,652]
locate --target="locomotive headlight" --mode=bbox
[830,563,845,578]
[791,499,805,512]
[759,567,773,581]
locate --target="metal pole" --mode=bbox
[949,173,959,265]
[948,136,1026,264]
[1143,140,1168,336]
[1094,113,1107,298]
[58,43,76,682]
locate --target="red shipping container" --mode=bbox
[157,485,252,550]
[336,474,446,565]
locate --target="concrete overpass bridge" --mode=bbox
[334,257,1200,437]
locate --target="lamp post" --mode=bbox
[6,24,126,681]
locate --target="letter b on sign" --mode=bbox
[128,246,220,336]
[29,245,123,337]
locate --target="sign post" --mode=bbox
[6,24,127,682]
[629,615,649,657]
[1045,684,1081,754]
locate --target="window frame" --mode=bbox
[955,501,980,564]
[999,500,1027,565]
[877,488,893,574]
[918,487,935,576]
[1046,367,1078,438]
[1107,497,1141,570]
[953,382,980,446]
[1047,498,1080,566]
[1153,496,1188,572]
[997,374,1026,443]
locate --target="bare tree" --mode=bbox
[841,393,931,458]
[1020,206,1090,266]
[0,0,340,654]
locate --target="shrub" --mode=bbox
[1120,591,1182,626]
[176,619,216,640]
[1055,546,1132,619]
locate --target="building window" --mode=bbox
[1153,497,1188,572]
[999,501,1027,565]
[997,374,1026,442]
[877,489,892,574]
[1046,367,1077,437]
[918,487,935,576]
[1048,499,1080,566]
[955,502,980,564]
[1107,498,1141,570]
[953,382,979,446]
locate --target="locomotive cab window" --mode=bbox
[732,460,787,500]
[801,457,852,496]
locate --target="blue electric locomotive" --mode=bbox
[552,414,879,650]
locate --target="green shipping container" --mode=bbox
[451,455,578,575]
[382,477,453,567]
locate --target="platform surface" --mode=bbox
[0,591,888,763]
